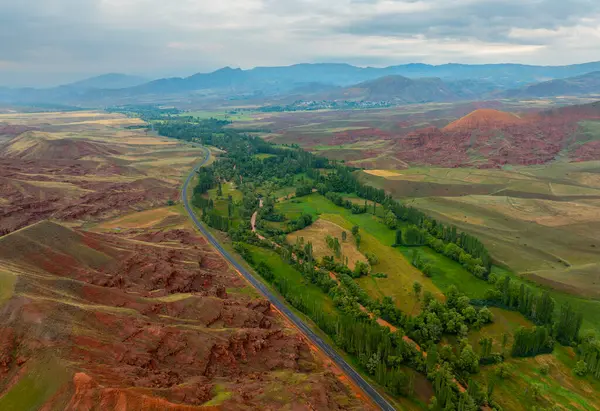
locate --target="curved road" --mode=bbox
[182,147,395,411]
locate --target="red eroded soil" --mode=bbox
[572,140,600,162]
[0,158,177,235]
[0,223,365,409]
[442,108,525,132]
[291,102,600,168]
[392,104,600,167]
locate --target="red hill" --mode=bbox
[443,109,525,132]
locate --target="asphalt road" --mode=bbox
[181,147,396,411]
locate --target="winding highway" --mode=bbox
[182,147,396,411]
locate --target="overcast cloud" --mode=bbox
[1,0,600,86]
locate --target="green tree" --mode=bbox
[354,261,371,278]
[351,225,359,236]
[384,211,397,229]
[217,182,223,197]
[413,281,422,301]
[556,303,583,345]
[342,231,347,242]
[365,252,379,265]
[573,360,588,377]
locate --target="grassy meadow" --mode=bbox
[270,190,600,409]
[359,162,600,299]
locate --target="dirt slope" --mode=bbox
[442,108,524,131]
[0,111,370,410]
[0,112,201,235]
[0,222,362,410]
[394,102,600,167]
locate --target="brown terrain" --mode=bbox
[0,113,191,236]
[264,101,600,168]
[0,112,370,410]
[395,104,600,167]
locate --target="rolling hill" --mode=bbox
[395,102,600,167]
[325,75,457,103]
[442,108,525,131]
[0,220,360,410]
[63,73,149,90]
[503,71,600,98]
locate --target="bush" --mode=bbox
[573,360,588,377]
[354,261,371,278]
[528,382,543,400]
[365,252,379,265]
[539,364,550,375]
[495,363,511,379]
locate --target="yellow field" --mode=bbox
[120,137,177,145]
[448,195,600,227]
[321,213,443,313]
[0,111,135,126]
[361,161,600,297]
[0,111,207,233]
[287,219,367,269]
[0,270,16,307]
[363,169,404,178]
[94,207,183,230]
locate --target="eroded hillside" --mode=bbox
[0,111,370,410]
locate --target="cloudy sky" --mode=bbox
[2,0,600,86]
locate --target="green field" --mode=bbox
[0,357,69,411]
[473,346,600,410]
[245,244,337,315]
[177,110,257,122]
[276,192,600,331]
[273,191,600,410]
[359,162,600,300]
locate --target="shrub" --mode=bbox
[574,360,588,377]
[495,363,511,379]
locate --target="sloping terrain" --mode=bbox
[0,111,369,410]
[263,101,600,168]
[324,75,457,103]
[0,112,203,235]
[394,103,600,167]
[503,71,600,98]
[0,220,361,410]
[441,108,524,131]
[358,162,600,298]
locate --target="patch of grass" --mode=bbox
[95,207,178,230]
[323,213,442,313]
[245,244,336,314]
[277,194,442,311]
[206,182,243,203]
[0,356,69,411]
[226,286,260,299]
[474,346,600,411]
[203,384,233,406]
[287,219,367,270]
[397,245,490,299]
[0,270,16,307]
[253,153,276,160]
[177,110,256,122]
[277,193,394,240]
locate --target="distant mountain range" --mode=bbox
[501,71,600,98]
[65,73,149,90]
[318,75,501,104]
[2,62,600,106]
